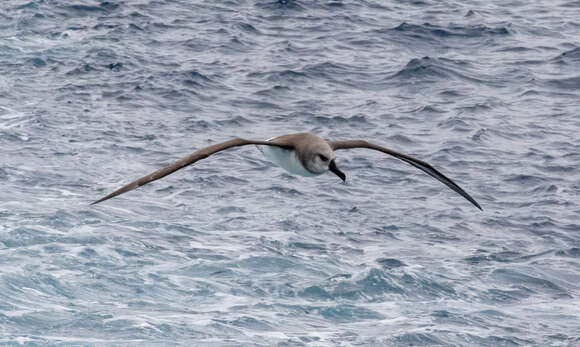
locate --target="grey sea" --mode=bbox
[1,0,579,346]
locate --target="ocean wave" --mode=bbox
[387,56,496,86]
[392,22,510,38]
[1,0,579,345]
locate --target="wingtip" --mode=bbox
[468,197,483,211]
[90,195,111,206]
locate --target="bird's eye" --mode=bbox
[319,154,328,161]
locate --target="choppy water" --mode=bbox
[1,0,580,345]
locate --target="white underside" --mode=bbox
[258,141,320,177]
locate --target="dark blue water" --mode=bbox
[1,0,579,345]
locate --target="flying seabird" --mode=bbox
[91,133,482,210]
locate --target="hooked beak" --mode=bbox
[329,159,346,182]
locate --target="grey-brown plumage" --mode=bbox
[328,140,482,210]
[91,133,482,210]
[90,138,292,205]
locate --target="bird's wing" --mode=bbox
[91,138,293,205]
[329,140,482,210]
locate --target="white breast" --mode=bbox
[259,144,320,177]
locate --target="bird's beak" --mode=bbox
[329,159,346,182]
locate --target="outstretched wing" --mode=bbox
[91,138,293,205]
[329,140,482,210]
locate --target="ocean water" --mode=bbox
[1,0,579,345]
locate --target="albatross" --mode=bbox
[91,132,482,210]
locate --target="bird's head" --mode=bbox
[304,144,346,181]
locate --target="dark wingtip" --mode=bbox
[90,197,107,206]
[459,190,483,211]
[90,190,130,205]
